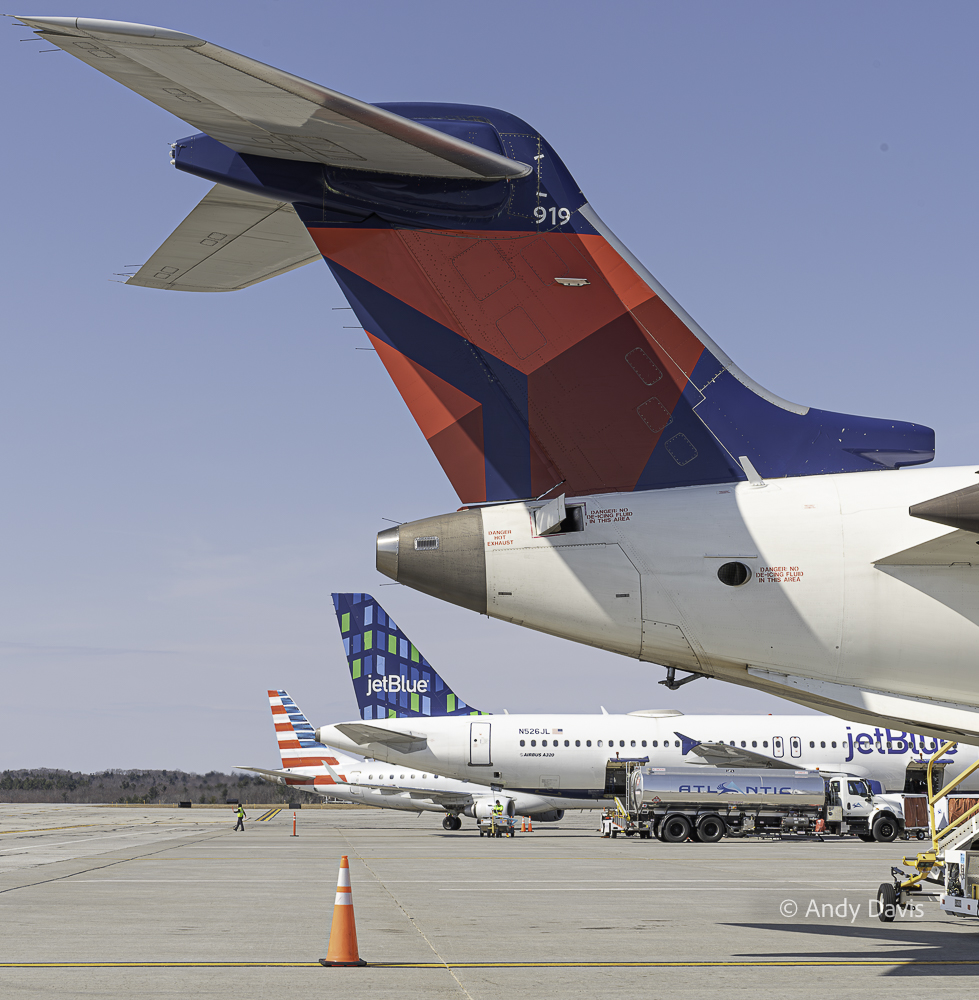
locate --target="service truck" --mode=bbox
[617,763,908,842]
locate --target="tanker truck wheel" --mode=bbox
[696,815,725,844]
[877,883,897,922]
[872,816,898,843]
[661,815,692,843]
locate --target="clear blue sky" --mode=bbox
[3,2,977,771]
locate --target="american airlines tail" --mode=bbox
[332,593,483,720]
[257,689,352,789]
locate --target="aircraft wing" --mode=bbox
[128,184,320,292]
[333,722,429,753]
[17,16,530,180]
[675,732,796,769]
[236,765,316,784]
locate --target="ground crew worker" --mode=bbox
[234,803,246,832]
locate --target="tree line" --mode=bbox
[0,768,322,805]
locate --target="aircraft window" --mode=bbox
[368,775,373,779]
[575,740,581,747]
[763,741,768,747]
[423,774,428,778]
[652,741,658,747]
[598,741,603,747]
[886,741,892,748]
[631,740,636,747]
[809,741,815,748]
[619,740,625,747]
[411,774,415,779]
[586,740,592,747]
[832,742,837,748]
[642,740,647,747]
[675,740,680,748]
[400,774,405,779]
[390,775,394,779]
[741,741,746,747]
[531,740,536,747]
[820,742,826,749]
[542,740,547,747]
[564,740,569,747]
[751,741,757,748]
[520,740,525,747]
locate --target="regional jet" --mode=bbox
[237,689,564,829]
[16,16,979,741]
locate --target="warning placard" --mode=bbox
[756,565,804,584]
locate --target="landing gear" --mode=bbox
[442,815,463,831]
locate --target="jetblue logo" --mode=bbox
[367,677,429,695]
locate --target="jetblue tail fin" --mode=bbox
[332,593,484,719]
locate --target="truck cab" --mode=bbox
[825,775,902,842]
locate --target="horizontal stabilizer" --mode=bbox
[16,16,531,180]
[129,184,319,292]
[875,528,979,566]
[333,722,428,753]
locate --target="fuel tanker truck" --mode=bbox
[621,764,906,842]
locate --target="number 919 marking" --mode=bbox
[534,206,571,226]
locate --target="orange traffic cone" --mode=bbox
[521,817,527,833]
[527,817,533,833]
[320,856,367,967]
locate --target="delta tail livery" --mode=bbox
[18,17,979,739]
[236,690,562,828]
[318,595,979,803]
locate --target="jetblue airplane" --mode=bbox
[316,595,979,804]
[237,689,563,829]
[17,17,979,742]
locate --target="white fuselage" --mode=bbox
[316,712,979,804]
[274,753,558,816]
[473,465,979,740]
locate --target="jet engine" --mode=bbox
[534,809,565,822]
[468,796,516,821]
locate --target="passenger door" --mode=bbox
[470,722,492,766]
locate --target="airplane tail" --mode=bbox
[332,593,483,720]
[23,16,936,502]
[269,689,346,771]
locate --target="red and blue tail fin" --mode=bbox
[269,689,344,771]
[29,18,933,501]
[302,105,934,501]
[332,593,483,720]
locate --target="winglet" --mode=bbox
[674,731,702,756]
